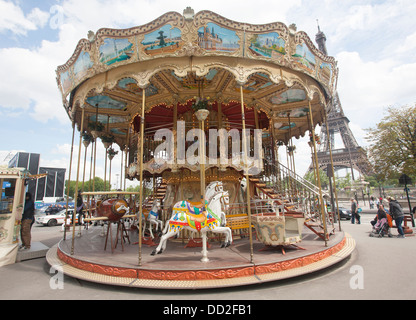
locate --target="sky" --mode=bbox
[0,0,415,189]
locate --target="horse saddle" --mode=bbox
[184,201,207,224]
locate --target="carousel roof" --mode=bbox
[56,7,338,146]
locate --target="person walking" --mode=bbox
[388,196,405,238]
[76,193,84,226]
[350,198,360,224]
[20,192,35,250]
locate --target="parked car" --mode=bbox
[337,207,352,220]
[35,209,78,226]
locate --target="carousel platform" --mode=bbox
[46,224,355,289]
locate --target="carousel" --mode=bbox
[47,8,355,289]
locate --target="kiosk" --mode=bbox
[0,166,27,266]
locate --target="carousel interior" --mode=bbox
[47,8,355,289]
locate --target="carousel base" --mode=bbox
[46,225,355,289]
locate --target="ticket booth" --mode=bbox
[0,166,27,267]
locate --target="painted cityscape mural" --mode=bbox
[249,32,286,58]
[197,23,239,52]
[73,51,93,82]
[292,43,316,73]
[142,24,183,56]
[99,38,134,66]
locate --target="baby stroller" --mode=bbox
[370,215,393,238]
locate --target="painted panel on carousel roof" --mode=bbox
[73,51,93,82]
[292,43,316,73]
[237,72,273,94]
[277,107,309,118]
[99,38,134,66]
[90,114,127,124]
[59,70,72,94]
[197,23,239,52]
[117,78,159,97]
[318,62,333,85]
[249,32,286,58]
[142,24,183,56]
[110,128,127,136]
[86,95,127,110]
[269,88,306,105]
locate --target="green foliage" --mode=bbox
[303,168,329,188]
[366,104,416,181]
[65,178,152,198]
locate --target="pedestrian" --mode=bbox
[388,196,405,238]
[350,198,360,224]
[76,193,84,226]
[370,196,374,209]
[20,192,35,250]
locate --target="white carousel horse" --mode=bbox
[161,181,226,234]
[141,200,163,239]
[151,189,232,262]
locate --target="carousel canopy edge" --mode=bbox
[56,8,338,105]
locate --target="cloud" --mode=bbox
[335,51,416,129]
[0,1,49,35]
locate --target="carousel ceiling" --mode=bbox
[57,7,338,147]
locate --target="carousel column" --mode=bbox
[138,86,146,266]
[89,136,94,191]
[308,100,328,246]
[92,104,99,192]
[78,133,90,237]
[92,134,97,192]
[288,113,298,202]
[240,85,254,264]
[63,120,76,241]
[124,124,131,191]
[324,108,341,231]
[120,148,123,190]
[108,151,113,190]
[71,107,85,255]
[103,115,111,191]
[195,108,209,263]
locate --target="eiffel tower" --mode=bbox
[309,24,372,178]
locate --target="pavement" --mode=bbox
[1,204,416,302]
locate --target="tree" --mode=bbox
[366,104,416,181]
[303,168,329,189]
[65,177,107,197]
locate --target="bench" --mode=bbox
[226,214,250,230]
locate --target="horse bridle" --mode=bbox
[207,190,229,209]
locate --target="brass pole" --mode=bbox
[324,108,341,231]
[199,118,205,206]
[120,147,124,190]
[240,85,254,264]
[64,120,76,241]
[92,104,98,192]
[308,100,328,246]
[124,124,130,191]
[104,145,108,190]
[109,156,112,191]
[103,115,110,191]
[138,87,146,266]
[92,138,97,192]
[82,139,88,191]
[71,107,85,255]
[306,112,318,184]
[89,138,93,191]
